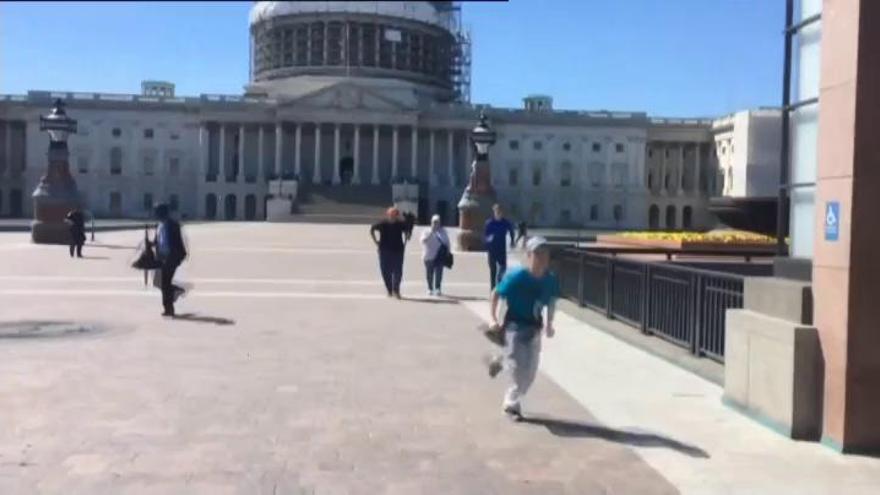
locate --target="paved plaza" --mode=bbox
[0,223,879,494]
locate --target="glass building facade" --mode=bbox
[784,0,822,259]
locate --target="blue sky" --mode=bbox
[0,1,784,117]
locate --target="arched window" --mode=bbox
[613,205,623,223]
[245,194,257,220]
[683,206,693,230]
[110,147,123,175]
[205,194,217,220]
[224,194,237,220]
[649,205,660,230]
[666,205,677,230]
[590,204,599,222]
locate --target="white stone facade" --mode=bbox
[0,1,779,231]
[711,109,782,199]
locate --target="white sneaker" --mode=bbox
[428,289,435,297]
[435,289,443,296]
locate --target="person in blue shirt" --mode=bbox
[485,236,559,421]
[483,204,516,290]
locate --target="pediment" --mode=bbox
[280,82,415,112]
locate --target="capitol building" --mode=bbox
[0,1,779,230]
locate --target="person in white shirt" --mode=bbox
[419,215,450,296]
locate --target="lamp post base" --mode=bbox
[31,220,73,245]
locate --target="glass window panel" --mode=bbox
[796,0,822,21]
[790,103,819,184]
[792,22,822,102]
[790,186,815,258]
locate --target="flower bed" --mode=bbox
[597,230,779,252]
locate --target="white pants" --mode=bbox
[501,323,542,409]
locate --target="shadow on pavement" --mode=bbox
[444,294,489,302]
[520,415,710,459]
[77,255,110,260]
[172,313,236,326]
[88,243,138,251]
[401,297,458,305]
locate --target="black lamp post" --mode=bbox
[456,111,498,251]
[32,99,81,244]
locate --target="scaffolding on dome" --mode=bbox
[435,1,471,104]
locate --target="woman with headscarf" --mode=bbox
[370,207,409,299]
[420,214,450,296]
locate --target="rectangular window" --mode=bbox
[169,157,180,176]
[169,194,179,212]
[143,193,153,212]
[509,140,519,151]
[532,168,541,186]
[109,192,122,215]
[509,168,519,186]
[563,142,571,151]
[560,210,572,225]
[112,128,121,138]
[143,155,155,176]
[533,141,543,151]
[170,132,180,141]
[144,129,154,139]
[77,156,89,174]
[592,143,601,153]
[589,204,599,221]
[615,143,625,153]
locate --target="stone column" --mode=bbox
[257,125,265,181]
[660,143,667,194]
[274,122,282,180]
[238,124,245,184]
[199,124,209,181]
[353,124,361,185]
[392,125,399,180]
[219,124,226,180]
[333,124,341,185]
[294,124,302,177]
[428,129,436,186]
[372,125,380,185]
[313,123,322,184]
[411,126,418,179]
[812,0,880,452]
[447,130,455,187]
[679,144,686,193]
[694,143,702,195]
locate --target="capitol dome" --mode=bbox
[248,1,469,103]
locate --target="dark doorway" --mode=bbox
[436,200,449,225]
[10,189,23,217]
[205,194,217,220]
[340,157,354,185]
[666,205,677,230]
[245,194,257,220]
[683,206,693,230]
[649,205,660,230]
[417,198,429,225]
[224,194,237,220]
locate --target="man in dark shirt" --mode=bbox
[154,203,188,317]
[484,204,516,290]
[515,220,528,249]
[370,207,409,298]
[65,208,86,258]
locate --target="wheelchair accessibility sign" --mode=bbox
[825,201,840,242]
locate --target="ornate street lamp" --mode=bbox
[32,99,81,244]
[456,111,498,251]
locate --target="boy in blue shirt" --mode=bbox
[484,204,516,290]
[486,236,559,421]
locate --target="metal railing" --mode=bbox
[551,248,768,362]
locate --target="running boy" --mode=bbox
[486,236,559,421]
